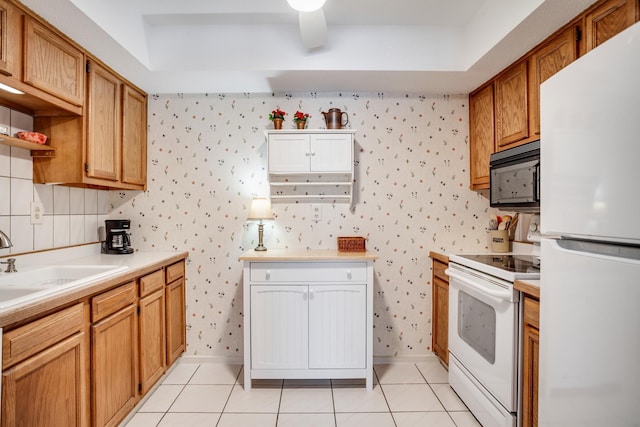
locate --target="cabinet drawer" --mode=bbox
[433,260,449,282]
[2,302,85,369]
[166,260,185,283]
[250,262,367,283]
[92,281,137,322]
[524,296,540,329]
[140,269,164,297]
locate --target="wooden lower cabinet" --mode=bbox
[91,282,138,427]
[1,303,89,427]
[166,276,186,365]
[1,256,188,427]
[139,288,166,395]
[430,253,449,366]
[165,260,186,366]
[2,333,87,427]
[522,295,540,427]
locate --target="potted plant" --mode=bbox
[293,111,310,129]
[269,109,287,129]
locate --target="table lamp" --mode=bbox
[248,198,274,251]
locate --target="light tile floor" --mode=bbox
[122,359,482,427]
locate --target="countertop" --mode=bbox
[0,245,188,327]
[515,279,540,299]
[239,248,378,261]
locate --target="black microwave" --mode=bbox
[489,140,540,213]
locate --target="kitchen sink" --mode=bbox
[0,265,129,309]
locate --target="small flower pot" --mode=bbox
[296,121,306,129]
[273,118,283,129]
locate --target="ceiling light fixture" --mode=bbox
[287,0,326,12]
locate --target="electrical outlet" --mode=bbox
[30,201,44,225]
[311,204,322,222]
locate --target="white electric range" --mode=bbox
[446,253,540,427]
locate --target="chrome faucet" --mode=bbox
[0,229,12,249]
[1,258,16,273]
[0,229,16,273]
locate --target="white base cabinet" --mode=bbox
[241,250,375,390]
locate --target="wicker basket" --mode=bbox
[337,236,366,252]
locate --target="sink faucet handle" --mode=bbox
[0,258,17,273]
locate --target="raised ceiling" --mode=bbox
[21,0,597,94]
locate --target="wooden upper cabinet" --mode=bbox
[469,83,495,190]
[0,0,23,80]
[585,0,639,51]
[23,16,85,106]
[0,0,9,74]
[121,84,147,186]
[495,61,529,151]
[86,60,122,182]
[529,26,580,136]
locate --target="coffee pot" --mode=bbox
[102,219,134,254]
[321,108,349,129]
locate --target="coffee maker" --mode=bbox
[102,219,134,254]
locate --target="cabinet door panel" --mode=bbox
[139,289,166,394]
[87,60,121,181]
[308,285,366,369]
[0,0,9,73]
[522,323,539,427]
[122,84,147,186]
[469,83,494,189]
[2,333,87,427]
[23,17,84,106]
[268,134,310,172]
[529,27,579,136]
[166,277,186,366]
[585,0,639,51]
[432,276,449,365]
[250,285,308,370]
[92,305,138,427]
[495,61,529,150]
[310,134,352,172]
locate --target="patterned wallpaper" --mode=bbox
[111,92,496,359]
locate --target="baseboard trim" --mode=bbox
[176,354,440,365]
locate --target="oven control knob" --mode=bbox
[529,222,539,232]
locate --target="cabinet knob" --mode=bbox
[310,152,316,156]
[347,270,352,279]
[265,270,271,280]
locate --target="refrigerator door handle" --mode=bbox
[555,238,640,263]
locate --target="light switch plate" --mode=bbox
[311,204,322,222]
[30,201,44,225]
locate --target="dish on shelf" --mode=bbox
[16,131,48,144]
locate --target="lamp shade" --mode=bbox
[248,198,274,220]
[286,0,326,12]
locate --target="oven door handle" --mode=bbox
[446,268,513,303]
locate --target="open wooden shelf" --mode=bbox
[0,134,56,157]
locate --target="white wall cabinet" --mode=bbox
[266,130,355,204]
[240,250,375,390]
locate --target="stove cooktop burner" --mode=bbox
[457,254,540,274]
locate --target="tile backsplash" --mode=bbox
[0,106,111,256]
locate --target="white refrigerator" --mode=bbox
[539,21,640,426]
